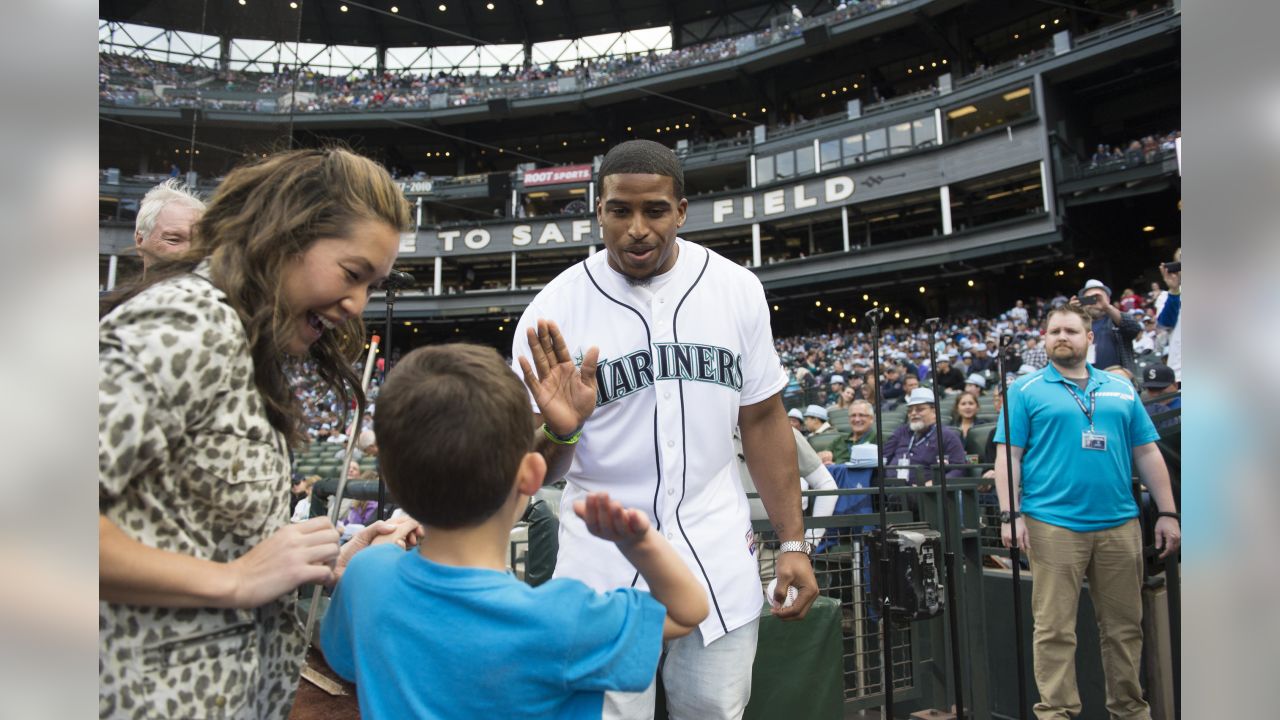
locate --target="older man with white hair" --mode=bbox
[133,178,205,271]
[880,388,966,488]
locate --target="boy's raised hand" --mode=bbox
[574,492,650,547]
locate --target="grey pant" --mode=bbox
[602,617,760,720]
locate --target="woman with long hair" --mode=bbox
[950,391,982,440]
[99,148,414,719]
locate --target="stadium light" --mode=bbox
[839,311,846,318]
[918,286,926,293]
[967,279,975,287]
[290,1,297,8]
[340,4,348,11]
[536,0,543,5]
[1077,261,1085,269]
[238,0,245,5]
[487,2,495,9]
[815,300,821,307]
[772,305,779,311]
[827,307,833,313]
[1143,225,1156,232]
[391,6,398,12]
[438,3,446,11]
[862,294,869,301]
[1040,23,1046,29]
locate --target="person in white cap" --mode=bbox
[802,404,849,464]
[880,388,966,488]
[964,373,987,397]
[826,373,847,406]
[933,354,966,394]
[787,407,805,433]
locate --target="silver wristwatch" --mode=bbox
[778,540,814,557]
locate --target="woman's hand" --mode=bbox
[227,517,340,608]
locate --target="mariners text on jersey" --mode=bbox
[594,342,745,406]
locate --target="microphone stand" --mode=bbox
[866,307,895,719]
[376,269,415,521]
[923,319,966,720]
[996,334,1030,719]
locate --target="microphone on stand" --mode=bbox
[385,269,416,289]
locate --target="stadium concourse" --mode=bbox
[99,0,1181,718]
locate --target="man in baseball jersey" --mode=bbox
[513,140,817,720]
[994,304,1180,719]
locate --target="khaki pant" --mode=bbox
[1026,516,1149,720]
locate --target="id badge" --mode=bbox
[896,456,911,480]
[1082,430,1107,451]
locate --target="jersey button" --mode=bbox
[666,531,674,540]
[663,391,671,399]
[667,440,675,448]
[667,487,675,495]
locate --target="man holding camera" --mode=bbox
[1071,279,1143,376]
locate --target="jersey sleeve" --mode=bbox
[98,295,233,504]
[560,586,666,693]
[737,279,787,405]
[793,428,823,476]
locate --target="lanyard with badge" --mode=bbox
[897,426,934,481]
[1064,382,1107,451]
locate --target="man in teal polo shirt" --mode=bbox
[994,304,1180,720]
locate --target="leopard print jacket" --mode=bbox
[99,264,304,719]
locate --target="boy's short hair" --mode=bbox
[598,139,685,200]
[374,344,534,528]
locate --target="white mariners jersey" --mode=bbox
[511,238,787,645]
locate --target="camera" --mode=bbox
[1162,261,1181,273]
[1077,294,1099,306]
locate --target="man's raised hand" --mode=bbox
[518,319,600,435]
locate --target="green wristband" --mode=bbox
[542,422,583,445]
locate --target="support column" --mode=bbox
[841,206,850,252]
[751,223,762,267]
[1040,161,1052,215]
[812,138,821,174]
[107,254,119,291]
[433,256,443,296]
[510,251,517,290]
[940,185,953,235]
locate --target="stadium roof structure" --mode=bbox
[99,0,802,48]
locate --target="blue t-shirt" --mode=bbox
[994,364,1160,531]
[321,544,666,720]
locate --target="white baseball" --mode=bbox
[766,577,797,609]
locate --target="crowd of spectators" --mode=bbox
[98,1,903,112]
[1088,130,1180,170]
[776,286,1180,413]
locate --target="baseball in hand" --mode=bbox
[766,577,797,609]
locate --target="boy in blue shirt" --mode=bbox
[321,344,709,720]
